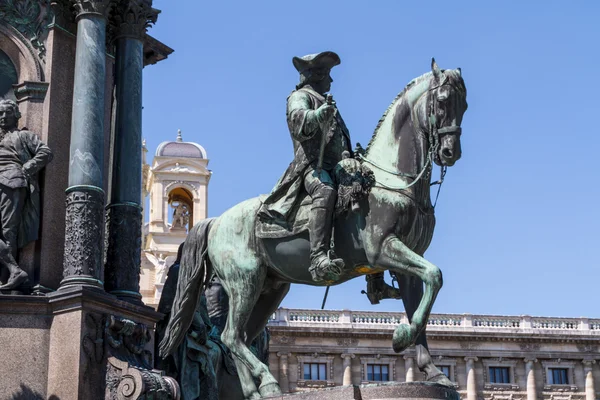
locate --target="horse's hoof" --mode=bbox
[259,382,282,397]
[429,372,455,387]
[392,324,415,353]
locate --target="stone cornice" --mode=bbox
[110,0,159,41]
[268,326,600,345]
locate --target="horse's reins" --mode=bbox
[321,78,462,310]
[358,79,462,208]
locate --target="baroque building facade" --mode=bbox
[267,308,600,400]
[140,129,211,306]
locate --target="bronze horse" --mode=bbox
[160,59,468,399]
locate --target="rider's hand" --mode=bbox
[316,102,336,124]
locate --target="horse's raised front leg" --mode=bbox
[374,235,442,353]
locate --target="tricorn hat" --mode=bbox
[292,51,341,73]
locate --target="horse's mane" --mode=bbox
[365,71,433,153]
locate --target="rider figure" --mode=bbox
[258,51,352,282]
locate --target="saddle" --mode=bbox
[256,156,374,239]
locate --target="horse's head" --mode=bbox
[418,59,468,167]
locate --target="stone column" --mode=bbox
[104,0,158,303]
[525,358,538,400]
[583,360,596,400]
[341,353,355,386]
[60,0,113,290]
[405,355,415,382]
[465,357,478,400]
[277,352,291,393]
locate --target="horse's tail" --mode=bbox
[159,217,215,358]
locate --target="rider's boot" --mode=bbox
[308,189,344,282]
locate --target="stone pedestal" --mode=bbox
[266,382,459,400]
[0,288,179,399]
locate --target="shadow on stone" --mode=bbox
[9,383,61,400]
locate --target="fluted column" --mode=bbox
[104,0,158,303]
[60,0,113,290]
[277,352,291,393]
[465,357,478,400]
[405,355,415,382]
[525,358,538,400]
[341,353,355,386]
[583,360,596,400]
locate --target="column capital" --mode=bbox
[524,358,538,364]
[277,352,291,358]
[404,355,415,361]
[72,0,114,19]
[341,353,355,360]
[465,356,479,362]
[110,0,159,40]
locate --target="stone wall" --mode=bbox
[268,308,600,400]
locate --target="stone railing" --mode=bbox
[268,308,600,335]
[473,316,521,328]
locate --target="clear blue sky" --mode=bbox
[142,1,599,318]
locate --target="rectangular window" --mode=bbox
[367,364,389,381]
[489,367,510,384]
[440,366,451,379]
[549,368,569,385]
[304,363,327,380]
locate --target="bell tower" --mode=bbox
[140,129,211,306]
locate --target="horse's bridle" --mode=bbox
[359,76,463,193]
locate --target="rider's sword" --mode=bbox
[316,94,334,176]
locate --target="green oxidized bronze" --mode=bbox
[160,56,468,399]
[0,0,52,60]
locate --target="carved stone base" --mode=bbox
[104,202,143,304]
[0,286,180,399]
[61,186,105,289]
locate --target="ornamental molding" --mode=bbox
[519,343,541,351]
[337,337,359,347]
[72,0,113,18]
[270,334,296,345]
[13,81,49,102]
[163,180,200,195]
[109,0,159,41]
[0,0,52,61]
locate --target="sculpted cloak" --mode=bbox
[257,87,351,224]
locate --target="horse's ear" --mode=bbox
[431,58,441,79]
[457,67,462,76]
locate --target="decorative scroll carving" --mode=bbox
[104,203,142,300]
[63,186,104,284]
[110,0,159,40]
[72,0,113,18]
[0,0,52,60]
[106,357,179,400]
[104,315,180,399]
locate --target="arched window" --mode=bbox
[168,187,193,232]
[0,49,17,100]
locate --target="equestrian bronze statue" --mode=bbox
[160,55,468,399]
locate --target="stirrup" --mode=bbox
[309,252,344,282]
